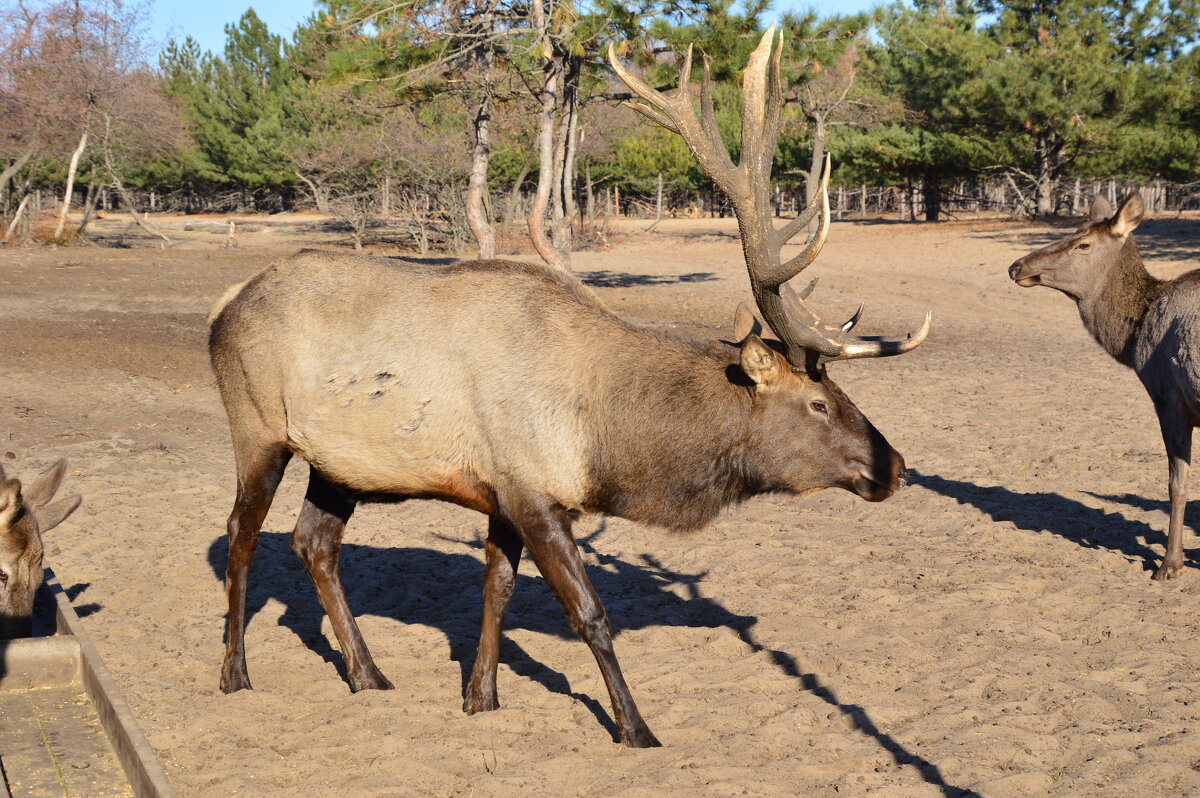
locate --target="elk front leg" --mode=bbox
[1153,404,1192,581]
[291,468,392,691]
[464,515,523,714]
[221,444,291,693]
[510,501,660,748]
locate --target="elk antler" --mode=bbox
[607,26,930,368]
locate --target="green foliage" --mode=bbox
[160,10,306,190]
[127,0,1200,208]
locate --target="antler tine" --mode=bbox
[740,23,780,179]
[698,56,737,179]
[839,303,865,333]
[608,43,742,200]
[770,154,831,286]
[825,311,933,362]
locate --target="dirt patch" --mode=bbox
[4,213,1200,797]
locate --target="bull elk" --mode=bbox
[208,27,930,747]
[1010,191,1199,580]
[0,459,81,637]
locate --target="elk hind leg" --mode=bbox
[221,442,291,693]
[464,515,523,714]
[291,468,393,691]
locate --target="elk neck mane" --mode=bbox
[1077,238,1166,367]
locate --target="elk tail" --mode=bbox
[208,280,249,326]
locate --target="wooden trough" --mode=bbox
[0,568,176,798]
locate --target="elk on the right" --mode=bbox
[1010,191,1200,580]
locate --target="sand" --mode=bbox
[3,211,1200,797]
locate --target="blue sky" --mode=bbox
[150,0,879,54]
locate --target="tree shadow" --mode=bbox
[206,518,973,795]
[908,469,1195,575]
[578,270,718,288]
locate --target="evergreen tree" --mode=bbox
[161,10,305,200]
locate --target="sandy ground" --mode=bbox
[3,210,1200,797]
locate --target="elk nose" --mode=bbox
[1008,260,1024,280]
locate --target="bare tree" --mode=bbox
[1,0,181,245]
[787,34,901,222]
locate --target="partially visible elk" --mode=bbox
[0,459,81,637]
[208,27,930,747]
[1009,190,1200,580]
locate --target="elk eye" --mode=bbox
[810,400,829,415]
[0,570,7,585]
[1077,242,1091,251]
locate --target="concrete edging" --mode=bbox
[43,568,179,798]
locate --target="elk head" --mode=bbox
[1009,192,1146,300]
[609,26,930,500]
[0,459,81,637]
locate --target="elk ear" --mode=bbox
[1110,191,1145,239]
[23,459,66,508]
[1089,195,1114,222]
[740,335,785,391]
[33,495,81,534]
[0,480,20,525]
[732,303,762,342]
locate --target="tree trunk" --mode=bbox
[584,162,596,240]
[1,147,35,214]
[501,152,534,234]
[466,23,496,259]
[1032,129,1065,217]
[1,193,32,245]
[295,171,328,213]
[549,54,580,259]
[527,1,569,272]
[54,129,88,242]
[100,116,171,246]
[923,170,940,222]
[75,178,100,237]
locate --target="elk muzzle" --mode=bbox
[1009,257,1042,287]
[850,431,907,502]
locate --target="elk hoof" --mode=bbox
[1152,561,1183,581]
[349,667,394,692]
[621,726,662,748]
[220,670,252,694]
[462,689,500,714]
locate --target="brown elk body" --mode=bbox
[0,459,81,637]
[210,28,929,747]
[1010,191,1200,580]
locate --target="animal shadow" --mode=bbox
[578,270,718,288]
[206,521,974,794]
[208,523,748,739]
[909,469,1195,574]
[1084,491,1200,537]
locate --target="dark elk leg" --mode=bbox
[291,468,393,691]
[510,500,660,747]
[1154,406,1192,581]
[464,515,523,713]
[221,444,291,693]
